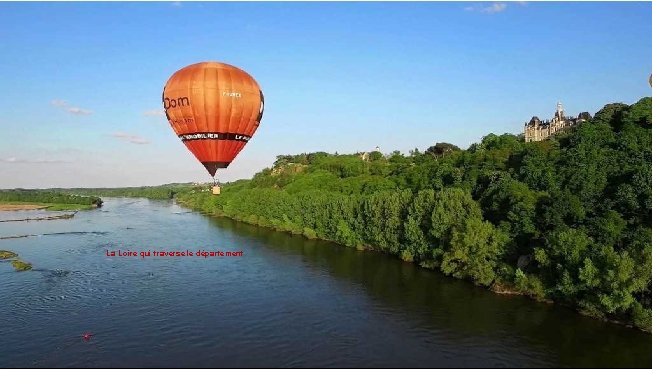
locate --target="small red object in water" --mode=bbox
[82,332,93,341]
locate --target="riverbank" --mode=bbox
[0,211,77,223]
[176,195,652,335]
[0,190,103,210]
[0,202,93,211]
[0,203,48,211]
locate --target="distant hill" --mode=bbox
[57,183,200,200]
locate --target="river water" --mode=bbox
[1,198,651,367]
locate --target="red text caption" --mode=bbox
[105,250,243,258]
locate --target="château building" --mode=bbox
[524,102,591,142]
[359,146,381,161]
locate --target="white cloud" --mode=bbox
[2,157,71,164]
[465,2,508,14]
[143,109,165,117]
[111,132,150,145]
[488,3,507,13]
[67,107,93,115]
[172,1,182,7]
[51,99,93,116]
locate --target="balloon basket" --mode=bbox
[212,186,221,195]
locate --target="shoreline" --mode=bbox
[0,201,95,211]
[0,204,49,211]
[176,197,650,335]
[0,212,77,223]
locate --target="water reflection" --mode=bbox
[211,216,652,368]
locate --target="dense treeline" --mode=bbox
[178,97,652,332]
[60,183,197,200]
[0,189,102,206]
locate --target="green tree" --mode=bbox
[440,217,507,286]
[426,142,461,157]
[623,97,652,126]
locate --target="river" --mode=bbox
[1,198,651,367]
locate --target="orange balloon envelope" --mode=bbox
[162,62,264,177]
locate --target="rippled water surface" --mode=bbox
[1,198,652,367]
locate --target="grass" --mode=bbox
[43,203,93,211]
[0,201,94,211]
[11,259,32,271]
[0,250,18,259]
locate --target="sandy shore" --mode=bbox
[0,204,48,211]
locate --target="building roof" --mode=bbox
[528,116,541,126]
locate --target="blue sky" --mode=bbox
[0,1,650,188]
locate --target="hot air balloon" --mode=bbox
[162,62,264,194]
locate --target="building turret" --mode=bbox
[555,102,565,120]
[528,116,541,127]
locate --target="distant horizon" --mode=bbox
[1,2,650,188]
[1,94,650,190]
[2,91,648,191]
